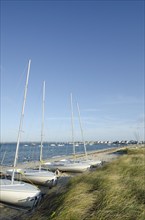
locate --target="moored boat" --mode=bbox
[7,81,57,187]
[7,168,57,186]
[0,179,41,209]
[43,160,91,173]
[0,60,42,208]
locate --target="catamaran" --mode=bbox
[0,60,42,209]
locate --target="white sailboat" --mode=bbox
[43,160,91,173]
[43,93,91,173]
[0,60,42,209]
[57,101,102,168]
[0,179,41,209]
[75,102,102,167]
[7,81,57,186]
[6,168,57,186]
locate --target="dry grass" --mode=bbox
[22,146,145,220]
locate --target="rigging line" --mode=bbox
[17,170,39,187]
[70,93,76,161]
[1,151,7,165]
[77,102,88,160]
[14,63,28,93]
[39,81,45,171]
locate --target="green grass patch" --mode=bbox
[25,147,145,220]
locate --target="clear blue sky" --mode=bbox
[1,0,144,142]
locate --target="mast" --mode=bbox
[70,93,76,160]
[77,102,88,160]
[11,59,31,184]
[39,81,45,170]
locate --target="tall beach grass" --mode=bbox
[24,147,145,220]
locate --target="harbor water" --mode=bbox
[0,142,123,166]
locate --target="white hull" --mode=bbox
[76,159,102,167]
[43,161,91,173]
[0,179,41,209]
[87,160,102,167]
[7,169,57,186]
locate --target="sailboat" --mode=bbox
[7,81,57,186]
[43,93,92,173]
[43,160,91,173]
[75,102,102,167]
[0,60,42,209]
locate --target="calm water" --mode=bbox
[0,142,122,166]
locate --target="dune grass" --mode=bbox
[26,147,145,220]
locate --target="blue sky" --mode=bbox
[1,0,144,142]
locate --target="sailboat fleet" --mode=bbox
[7,81,57,187]
[0,60,102,209]
[43,93,102,173]
[0,60,42,209]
